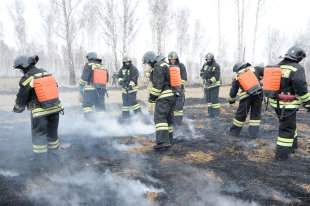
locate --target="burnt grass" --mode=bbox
[0,97,310,205]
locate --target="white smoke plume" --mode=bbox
[27,168,163,206]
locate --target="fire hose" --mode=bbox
[0,110,14,120]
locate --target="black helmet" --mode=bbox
[142,51,157,64]
[233,61,244,72]
[168,51,178,60]
[123,56,132,63]
[28,55,39,65]
[284,46,306,63]
[233,61,252,72]
[86,52,98,61]
[13,55,30,69]
[205,52,214,61]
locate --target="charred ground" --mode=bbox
[0,90,310,206]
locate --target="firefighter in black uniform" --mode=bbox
[200,53,221,119]
[268,46,310,160]
[117,56,141,118]
[13,55,63,171]
[228,62,264,138]
[142,51,178,149]
[112,72,117,86]
[168,51,187,126]
[79,52,109,119]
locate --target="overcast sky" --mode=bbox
[1,0,310,64]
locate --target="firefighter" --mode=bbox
[144,64,155,112]
[228,62,264,138]
[79,52,109,120]
[117,56,141,118]
[142,51,178,149]
[200,52,221,119]
[267,46,310,160]
[12,55,63,171]
[168,51,187,126]
[112,72,117,86]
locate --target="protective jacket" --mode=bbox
[79,59,109,91]
[150,56,176,100]
[229,66,264,103]
[117,63,139,94]
[268,59,310,110]
[15,66,63,118]
[200,61,221,89]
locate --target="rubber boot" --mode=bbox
[48,148,61,170]
[30,153,48,175]
[275,145,291,160]
[291,137,298,154]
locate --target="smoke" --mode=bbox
[59,112,155,139]
[172,169,259,206]
[27,168,162,206]
[0,169,20,177]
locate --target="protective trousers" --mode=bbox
[122,91,141,118]
[205,87,220,117]
[173,92,185,126]
[31,112,59,155]
[82,88,106,119]
[154,95,177,145]
[229,94,262,138]
[274,109,298,159]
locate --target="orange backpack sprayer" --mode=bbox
[237,69,261,95]
[263,66,282,98]
[93,67,108,88]
[263,66,296,119]
[169,65,182,87]
[33,73,60,108]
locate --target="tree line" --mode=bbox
[0,0,309,84]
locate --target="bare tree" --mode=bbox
[148,0,171,55]
[235,0,245,61]
[217,0,222,62]
[53,0,82,85]
[187,19,207,81]
[99,0,120,73]
[81,0,101,51]
[175,8,190,57]
[265,27,285,65]
[119,0,139,56]
[252,0,265,63]
[9,0,27,54]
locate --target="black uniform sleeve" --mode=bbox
[150,64,165,96]
[106,70,109,83]
[131,66,139,83]
[255,66,265,78]
[229,75,240,101]
[15,77,31,107]
[200,64,205,78]
[292,66,309,99]
[117,67,123,82]
[179,63,187,85]
[79,63,92,86]
[211,63,220,83]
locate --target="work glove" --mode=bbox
[207,79,213,85]
[119,80,123,86]
[78,85,84,93]
[229,100,235,107]
[148,93,158,104]
[13,105,25,113]
[127,85,133,91]
[303,101,310,112]
[181,84,185,90]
